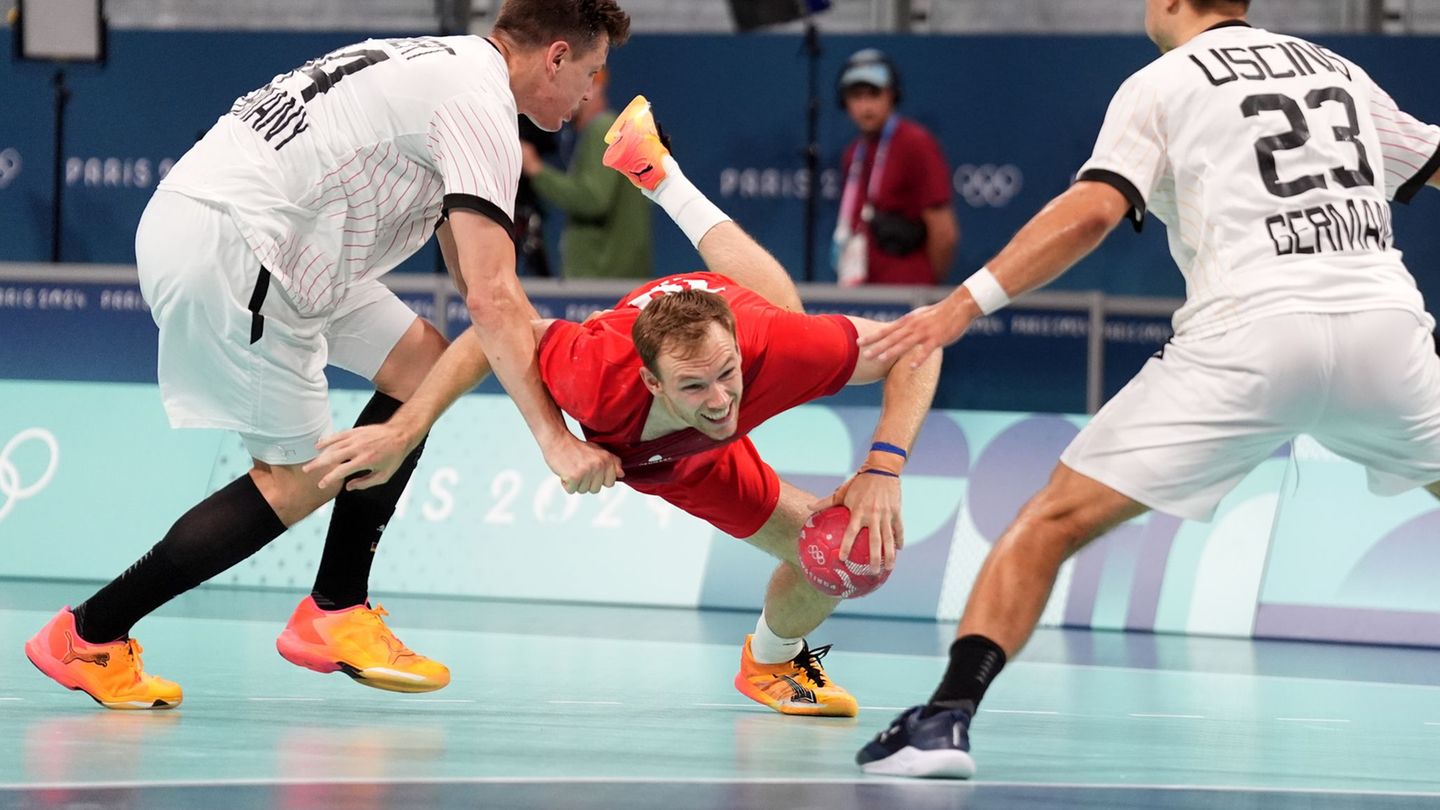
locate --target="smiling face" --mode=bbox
[641,321,744,441]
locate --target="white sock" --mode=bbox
[644,156,731,248]
[750,612,804,665]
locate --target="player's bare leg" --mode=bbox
[694,222,804,313]
[242,317,446,528]
[957,464,1146,653]
[857,464,1145,776]
[604,96,803,313]
[372,317,451,401]
[248,460,343,525]
[745,483,842,638]
[730,482,858,717]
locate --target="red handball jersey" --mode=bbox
[537,273,860,485]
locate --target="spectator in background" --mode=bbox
[522,68,653,278]
[834,49,958,286]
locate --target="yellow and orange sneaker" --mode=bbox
[276,597,449,693]
[24,608,182,710]
[602,94,669,192]
[734,635,859,717]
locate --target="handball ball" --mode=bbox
[797,506,892,599]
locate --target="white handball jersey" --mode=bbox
[160,36,520,316]
[1078,21,1440,338]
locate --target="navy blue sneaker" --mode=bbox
[855,703,976,778]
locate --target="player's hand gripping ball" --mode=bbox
[797,506,892,599]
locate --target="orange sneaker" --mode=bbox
[734,635,858,717]
[602,94,669,192]
[276,597,450,693]
[25,608,182,710]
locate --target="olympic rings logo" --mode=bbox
[806,544,827,565]
[953,163,1023,208]
[0,149,21,189]
[0,428,59,523]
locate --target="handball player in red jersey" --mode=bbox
[307,98,942,716]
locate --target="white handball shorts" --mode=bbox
[1062,309,1440,521]
[136,190,418,465]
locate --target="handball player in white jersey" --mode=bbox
[853,0,1440,778]
[25,0,631,710]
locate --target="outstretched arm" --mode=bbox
[306,327,493,490]
[862,181,1131,365]
[308,214,617,495]
[810,317,942,569]
[305,318,593,491]
[447,211,620,494]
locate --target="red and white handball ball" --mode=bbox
[797,506,892,599]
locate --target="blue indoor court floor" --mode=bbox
[2,578,1440,809]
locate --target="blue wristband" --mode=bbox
[870,442,908,460]
[861,468,900,478]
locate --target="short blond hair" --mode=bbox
[632,291,737,378]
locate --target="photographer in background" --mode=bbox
[834,49,958,286]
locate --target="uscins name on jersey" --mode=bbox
[1188,39,1352,86]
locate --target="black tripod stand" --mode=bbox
[800,16,822,283]
[50,69,71,263]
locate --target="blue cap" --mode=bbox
[840,49,893,90]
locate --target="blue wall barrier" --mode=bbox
[5,381,1439,648]
[0,268,1173,412]
[3,32,1437,295]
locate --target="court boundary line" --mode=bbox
[3,776,1439,798]
[997,659,1440,693]
[832,649,1440,693]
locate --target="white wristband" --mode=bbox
[961,266,1010,315]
